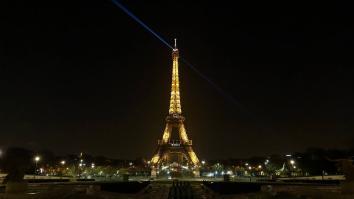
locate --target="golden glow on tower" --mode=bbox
[169,39,182,114]
[188,151,199,165]
[179,124,189,143]
[162,125,171,143]
[151,39,200,170]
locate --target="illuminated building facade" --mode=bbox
[151,39,200,177]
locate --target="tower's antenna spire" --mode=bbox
[174,38,177,49]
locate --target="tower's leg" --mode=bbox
[179,124,189,143]
[185,146,200,166]
[162,124,172,143]
[179,124,200,166]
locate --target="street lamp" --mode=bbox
[59,160,66,179]
[290,160,295,165]
[201,160,206,165]
[34,156,41,179]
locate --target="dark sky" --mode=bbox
[1,1,354,159]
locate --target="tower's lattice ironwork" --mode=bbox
[151,39,200,177]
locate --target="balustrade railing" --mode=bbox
[157,139,192,146]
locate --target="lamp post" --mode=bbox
[60,160,66,179]
[289,159,296,176]
[34,156,40,179]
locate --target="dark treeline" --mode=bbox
[0,147,353,177]
[208,147,354,176]
[0,147,147,175]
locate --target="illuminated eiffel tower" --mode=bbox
[151,39,200,177]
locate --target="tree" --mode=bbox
[2,147,32,183]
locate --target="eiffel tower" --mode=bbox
[151,39,200,177]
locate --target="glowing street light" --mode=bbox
[258,165,262,169]
[34,155,41,179]
[201,160,206,165]
[290,160,295,165]
[59,160,66,179]
[91,163,95,168]
[34,156,41,169]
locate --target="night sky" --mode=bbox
[2,1,354,159]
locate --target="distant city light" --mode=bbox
[129,162,133,166]
[60,160,66,165]
[286,154,292,157]
[265,159,269,165]
[201,160,206,165]
[248,166,252,170]
[258,165,262,169]
[91,163,95,168]
[290,160,295,165]
[245,163,249,166]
